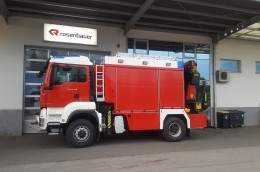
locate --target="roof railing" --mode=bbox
[116,52,176,61]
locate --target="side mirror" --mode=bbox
[37,71,44,78]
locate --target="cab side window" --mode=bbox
[78,68,87,82]
[55,66,86,85]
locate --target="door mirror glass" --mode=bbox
[37,71,44,78]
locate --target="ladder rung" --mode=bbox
[96,98,105,101]
[96,65,105,101]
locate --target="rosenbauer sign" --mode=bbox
[44,23,97,45]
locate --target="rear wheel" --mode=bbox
[162,117,186,142]
[66,119,96,148]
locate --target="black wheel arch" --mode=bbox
[164,114,188,128]
[63,110,100,139]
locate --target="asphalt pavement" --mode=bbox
[1,126,260,172]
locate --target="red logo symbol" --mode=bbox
[49,29,59,36]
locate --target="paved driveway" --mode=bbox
[1,126,260,171]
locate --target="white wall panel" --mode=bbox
[215,39,260,107]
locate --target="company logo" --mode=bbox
[48,28,92,39]
[49,29,59,36]
[44,23,97,45]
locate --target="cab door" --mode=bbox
[46,64,89,107]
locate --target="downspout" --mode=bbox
[211,43,217,127]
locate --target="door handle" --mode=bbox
[74,94,80,99]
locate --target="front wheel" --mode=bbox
[161,117,186,142]
[66,119,96,148]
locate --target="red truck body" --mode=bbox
[103,64,185,131]
[37,53,207,147]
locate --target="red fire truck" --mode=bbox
[37,53,207,147]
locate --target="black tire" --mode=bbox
[161,117,186,142]
[66,119,96,148]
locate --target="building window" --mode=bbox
[127,38,210,80]
[128,38,183,58]
[134,40,148,54]
[256,61,260,73]
[196,44,210,80]
[149,40,183,58]
[128,38,134,53]
[220,59,241,72]
[184,44,196,58]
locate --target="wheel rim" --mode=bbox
[73,125,90,142]
[169,122,181,137]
